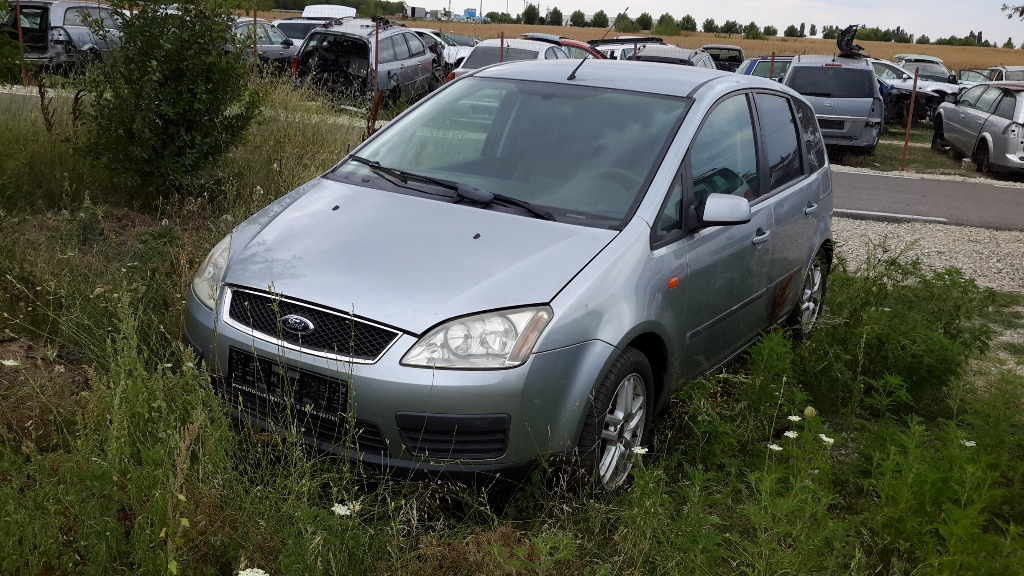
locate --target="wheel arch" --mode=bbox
[621,332,669,413]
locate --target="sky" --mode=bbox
[468,0,1024,44]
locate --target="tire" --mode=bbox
[931,118,946,151]
[975,142,991,173]
[787,246,830,341]
[576,347,652,491]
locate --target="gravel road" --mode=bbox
[832,217,1024,294]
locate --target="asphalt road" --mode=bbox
[832,168,1024,231]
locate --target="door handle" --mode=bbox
[804,202,818,216]
[752,229,771,246]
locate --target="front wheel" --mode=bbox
[787,246,830,340]
[576,347,652,491]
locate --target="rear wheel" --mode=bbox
[931,118,946,151]
[576,347,652,491]
[787,246,830,340]
[975,141,991,173]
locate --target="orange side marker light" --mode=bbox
[668,277,680,289]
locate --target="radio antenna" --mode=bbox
[568,6,627,80]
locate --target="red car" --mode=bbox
[520,33,606,59]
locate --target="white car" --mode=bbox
[409,27,472,71]
[448,38,568,80]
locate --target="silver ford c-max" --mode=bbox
[185,59,834,490]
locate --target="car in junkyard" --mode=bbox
[932,81,1024,175]
[273,4,355,43]
[633,45,716,69]
[868,58,946,123]
[783,54,883,154]
[447,38,568,80]
[958,65,1024,83]
[185,59,834,490]
[410,27,474,71]
[587,35,665,60]
[737,55,793,80]
[228,17,297,68]
[701,43,744,72]
[2,0,124,69]
[521,32,606,59]
[893,53,959,84]
[292,18,434,102]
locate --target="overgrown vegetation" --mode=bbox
[77,0,263,199]
[2,43,1024,575]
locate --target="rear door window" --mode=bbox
[793,98,827,173]
[974,87,1001,113]
[754,93,802,192]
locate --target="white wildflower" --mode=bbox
[767,443,783,452]
[787,415,802,422]
[238,569,270,576]
[819,434,834,446]
[332,501,361,517]
[631,446,648,455]
[961,440,977,447]
[804,406,818,419]
[784,431,799,439]
[1,359,20,367]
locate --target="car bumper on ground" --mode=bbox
[183,287,617,476]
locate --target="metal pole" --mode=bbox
[901,68,920,172]
[374,20,379,100]
[252,1,259,72]
[769,51,775,80]
[499,31,504,61]
[15,0,26,84]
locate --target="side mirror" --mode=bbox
[695,193,751,227]
[947,74,958,84]
[282,37,293,47]
[944,93,957,103]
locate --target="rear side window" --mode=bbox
[404,32,426,57]
[787,67,875,99]
[544,46,565,59]
[754,93,802,191]
[1006,70,1024,81]
[994,93,1017,120]
[377,35,397,62]
[392,33,411,60]
[793,98,827,173]
[974,87,1001,113]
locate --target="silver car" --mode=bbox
[932,81,1024,174]
[447,38,567,80]
[185,60,834,489]
[783,54,884,154]
[3,0,123,69]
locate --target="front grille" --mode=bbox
[227,288,400,362]
[223,347,388,457]
[396,412,510,460]
[818,118,845,131]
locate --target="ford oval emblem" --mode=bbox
[280,314,315,335]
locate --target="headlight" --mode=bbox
[402,306,553,369]
[191,234,232,309]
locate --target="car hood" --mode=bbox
[224,178,617,334]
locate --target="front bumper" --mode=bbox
[184,286,617,475]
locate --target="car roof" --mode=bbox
[474,38,563,51]
[635,45,704,62]
[588,36,664,47]
[981,81,1024,91]
[466,58,782,98]
[990,65,1024,71]
[315,18,406,37]
[701,44,743,50]
[894,53,944,64]
[792,54,873,68]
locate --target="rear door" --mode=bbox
[945,85,994,152]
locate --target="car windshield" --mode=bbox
[330,76,691,227]
[446,33,477,46]
[787,67,875,98]
[902,61,952,82]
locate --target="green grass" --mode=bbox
[2,76,1024,575]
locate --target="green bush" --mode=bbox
[78,0,262,196]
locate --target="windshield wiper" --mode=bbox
[349,155,555,221]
